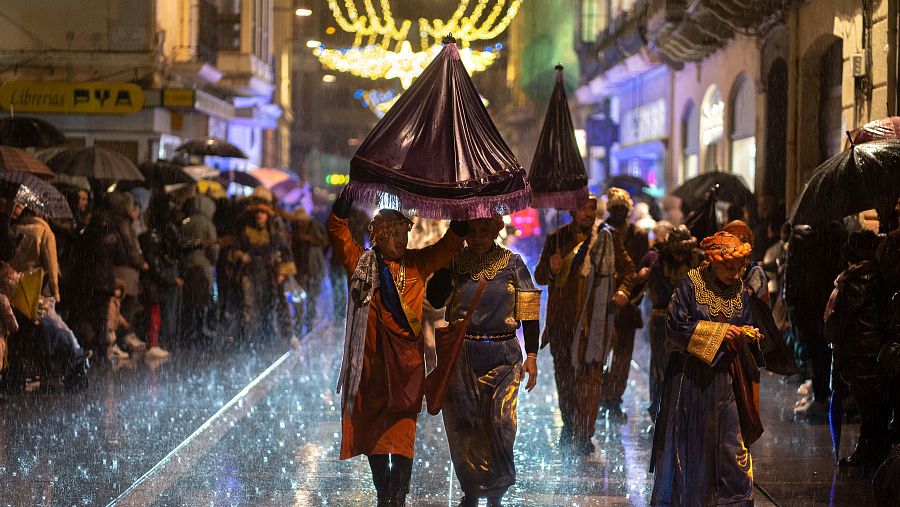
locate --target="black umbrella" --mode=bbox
[0,171,72,220]
[672,171,752,211]
[138,160,195,186]
[47,146,144,182]
[176,137,248,159]
[790,139,900,226]
[528,65,588,209]
[0,116,65,148]
[217,170,261,188]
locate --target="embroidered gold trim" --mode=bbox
[455,246,512,281]
[687,267,743,318]
[515,289,542,320]
[687,320,729,365]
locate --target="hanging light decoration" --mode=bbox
[318,0,523,89]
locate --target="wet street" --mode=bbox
[0,307,877,507]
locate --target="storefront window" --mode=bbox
[681,100,699,183]
[730,75,756,190]
[700,85,724,171]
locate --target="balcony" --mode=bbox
[645,0,783,63]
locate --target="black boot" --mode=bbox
[457,494,479,507]
[487,496,504,507]
[369,454,412,506]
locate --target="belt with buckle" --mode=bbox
[465,332,516,342]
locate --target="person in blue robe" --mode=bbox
[651,231,763,506]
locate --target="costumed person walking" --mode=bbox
[632,224,702,418]
[535,194,634,454]
[425,217,540,507]
[600,187,646,419]
[650,231,763,506]
[329,189,467,507]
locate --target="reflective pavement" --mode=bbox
[0,321,878,506]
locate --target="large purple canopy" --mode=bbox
[528,65,588,209]
[348,38,530,220]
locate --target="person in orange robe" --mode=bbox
[328,189,466,507]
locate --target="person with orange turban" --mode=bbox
[650,231,764,506]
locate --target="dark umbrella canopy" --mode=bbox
[528,65,588,210]
[672,171,752,211]
[790,139,900,226]
[0,116,65,148]
[0,171,72,220]
[348,36,530,220]
[138,160,194,186]
[176,137,248,159]
[217,170,261,188]
[0,146,55,179]
[47,146,144,182]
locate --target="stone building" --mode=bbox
[575,0,897,213]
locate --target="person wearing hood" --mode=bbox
[10,203,61,303]
[599,187,645,421]
[290,207,327,329]
[181,195,219,344]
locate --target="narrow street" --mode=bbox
[1,314,877,506]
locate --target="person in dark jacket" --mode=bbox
[180,195,219,345]
[785,220,848,418]
[824,230,888,474]
[70,192,146,356]
[600,188,645,419]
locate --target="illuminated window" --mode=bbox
[729,74,756,190]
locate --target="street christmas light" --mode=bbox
[306,40,322,48]
[295,8,312,16]
[322,74,337,83]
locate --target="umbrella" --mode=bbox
[0,115,65,148]
[0,171,72,220]
[0,146,55,179]
[34,146,71,163]
[347,35,530,220]
[528,65,588,209]
[182,165,220,181]
[47,146,144,181]
[271,179,307,205]
[217,170,261,188]
[138,160,195,185]
[790,139,900,226]
[847,117,900,146]
[176,137,248,159]
[672,171,752,211]
[250,167,294,189]
[51,174,91,193]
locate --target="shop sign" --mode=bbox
[0,81,144,114]
[620,98,667,146]
[163,89,195,108]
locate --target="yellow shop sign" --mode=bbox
[0,81,144,114]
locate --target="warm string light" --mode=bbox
[318,0,520,88]
[314,42,499,89]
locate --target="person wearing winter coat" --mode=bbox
[825,230,889,475]
[10,208,60,302]
[180,195,219,344]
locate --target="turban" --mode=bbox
[606,187,633,210]
[700,231,751,264]
[370,209,413,244]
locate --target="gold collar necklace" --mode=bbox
[687,266,743,318]
[456,245,511,281]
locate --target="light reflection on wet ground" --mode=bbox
[1,320,878,506]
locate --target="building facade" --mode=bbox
[0,0,295,170]
[575,0,897,213]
